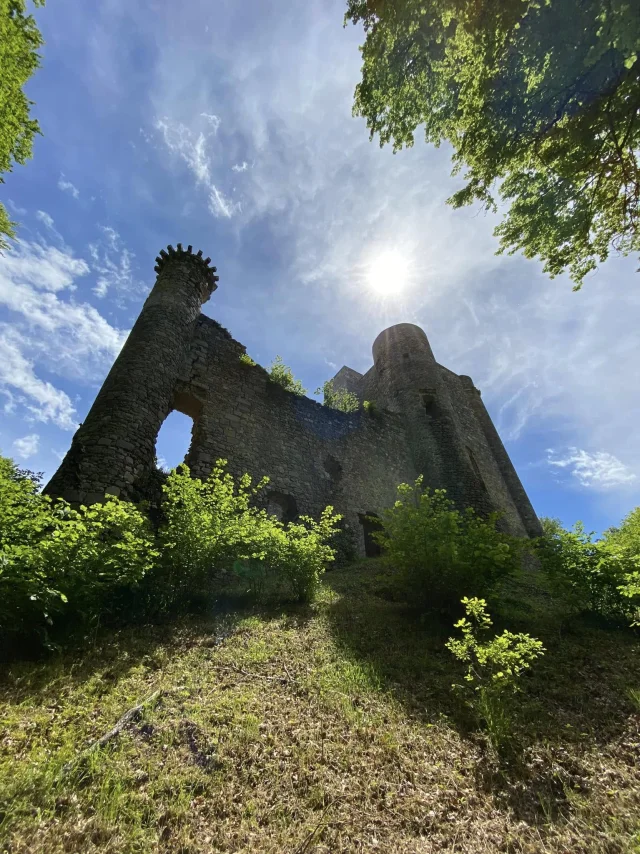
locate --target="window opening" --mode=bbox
[155,410,195,471]
[420,388,437,416]
[358,512,382,558]
[267,491,298,524]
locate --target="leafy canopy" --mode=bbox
[345,0,640,287]
[0,0,45,249]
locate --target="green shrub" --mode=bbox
[601,508,640,626]
[446,597,545,748]
[36,499,157,622]
[155,462,271,610]
[0,456,67,643]
[0,451,341,653]
[0,454,157,648]
[535,517,637,623]
[362,400,377,415]
[155,462,340,608]
[373,477,523,613]
[315,380,360,413]
[262,507,342,602]
[268,355,307,396]
[239,352,256,367]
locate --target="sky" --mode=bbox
[1,0,639,534]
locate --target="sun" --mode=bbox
[366,249,411,296]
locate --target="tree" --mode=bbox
[315,379,360,412]
[345,0,640,288]
[0,0,45,250]
[268,355,307,396]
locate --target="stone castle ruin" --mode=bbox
[46,245,542,554]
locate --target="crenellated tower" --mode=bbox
[45,245,218,504]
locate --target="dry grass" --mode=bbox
[1,561,639,853]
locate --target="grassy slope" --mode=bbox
[1,561,639,853]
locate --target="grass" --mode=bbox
[1,560,639,852]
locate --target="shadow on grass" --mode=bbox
[0,588,315,709]
[323,559,640,824]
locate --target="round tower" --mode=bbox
[45,245,218,504]
[370,323,493,514]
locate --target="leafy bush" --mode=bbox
[601,509,640,626]
[155,462,272,609]
[37,499,158,622]
[262,507,342,601]
[536,516,639,624]
[268,355,307,396]
[239,352,256,367]
[446,597,545,748]
[0,454,157,649]
[315,379,360,413]
[155,462,340,608]
[362,400,377,415]
[373,477,523,613]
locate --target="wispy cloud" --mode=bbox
[35,210,56,231]
[58,174,80,199]
[0,328,77,429]
[12,433,40,459]
[154,115,238,218]
[0,238,88,293]
[89,225,139,299]
[0,233,128,429]
[232,161,249,173]
[547,447,637,490]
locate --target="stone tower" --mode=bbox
[45,245,218,504]
[47,247,541,553]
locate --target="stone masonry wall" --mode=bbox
[174,316,417,553]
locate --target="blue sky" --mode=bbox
[1,0,640,534]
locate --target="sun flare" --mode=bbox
[366,249,411,296]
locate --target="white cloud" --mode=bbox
[0,235,128,429]
[36,210,56,231]
[200,112,221,131]
[0,328,77,429]
[88,225,139,298]
[58,174,80,199]
[0,238,88,292]
[232,161,249,173]
[154,115,238,218]
[547,448,637,490]
[12,433,40,459]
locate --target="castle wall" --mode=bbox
[174,316,417,554]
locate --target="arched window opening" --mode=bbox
[358,512,382,558]
[155,410,195,472]
[267,491,298,524]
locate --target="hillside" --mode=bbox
[1,561,639,853]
